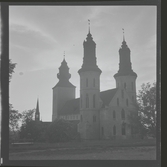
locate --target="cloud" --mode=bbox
[10,23,57,51]
[9,6,156,121]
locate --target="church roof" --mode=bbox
[59,98,80,115]
[100,88,118,107]
[53,80,76,89]
[59,88,118,116]
[53,56,76,89]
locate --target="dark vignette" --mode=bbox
[1,0,161,167]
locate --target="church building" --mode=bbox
[40,24,138,140]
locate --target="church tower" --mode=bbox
[52,54,76,121]
[114,30,137,102]
[78,21,102,139]
[35,99,40,121]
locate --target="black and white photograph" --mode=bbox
[1,2,160,164]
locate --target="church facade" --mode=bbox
[51,27,137,140]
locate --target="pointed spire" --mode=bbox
[35,98,40,121]
[121,28,128,48]
[85,19,93,41]
[53,52,75,88]
[63,51,65,60]
[79,21,101,74]
[114,30,137,78]
[122,28,125,41]
[36,98,39,114]
[88,19,90,34]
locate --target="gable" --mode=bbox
[59,98,80,115]
[59,88,118,115]
[100,88,118,107]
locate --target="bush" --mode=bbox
[46,119,78,143]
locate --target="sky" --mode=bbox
[9,6,156,122]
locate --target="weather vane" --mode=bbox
[63,51,65,59]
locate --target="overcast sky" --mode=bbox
[9,6,156,121]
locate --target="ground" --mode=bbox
[9,138,156,160]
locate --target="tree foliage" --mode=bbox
[9,104,22,142]
[137,82,156,136]
[46,119,77,143]
[21,109,35,125]
[9,104,22,132]
[19,120,44,141]
[128,82,156,138]
[19,109,36,140]
[128,105,148,139]
[9,59,16,81]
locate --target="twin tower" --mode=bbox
[52,24,137,139]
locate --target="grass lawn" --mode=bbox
[9,138,156,160]
[9,146,156,160]
[9,138,156,153]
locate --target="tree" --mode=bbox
[19,109,36,140]
[137,82,156,137]
[8,59,18,142]
[128,104,148,139]
[9,104,22,132]
[128,82,156,138]
[9,59,17,81]
[9,104,22,142]
[46,119,77,143]
[21,109,35,125]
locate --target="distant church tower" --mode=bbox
[35,99,40,121]
[114,30,137,102]
[78,21,102,139]
[52,54,76,121]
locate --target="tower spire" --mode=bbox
[35,98,40,121]
[36,98,39,113]
[63,51,65,60]
[114,31,137,78]
[88,19,90,33]
[78,21,101,74]
[122,28,125,41]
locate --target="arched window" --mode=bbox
[131,82,133,90]
[113,110,116,119]
[81,115,83,122]
[86,78,88,87]
[124,83,126,89]
[113,125,116,135]
[93,78,95,87]
[93,94,96,108]
[86,94,89,108]
[80,94,82,108]
[121,90,124,98]
[121,109,125,120]
[122,123,126,135]
[117,98,119,106]
[126,99,129,106]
